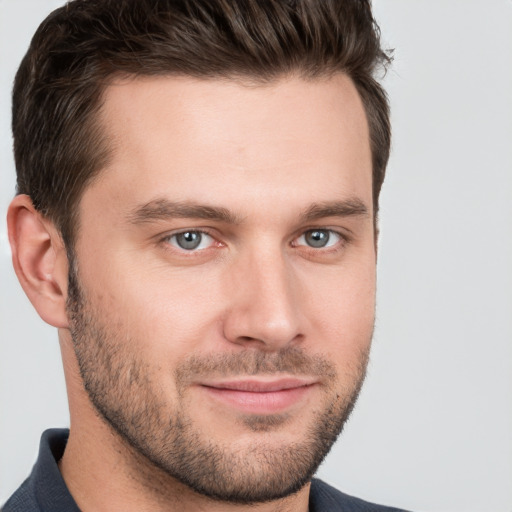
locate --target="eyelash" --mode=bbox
[159,228,349,255]
[161,229,219,253]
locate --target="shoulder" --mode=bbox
[2,478,40,512]
[310,478,412,512]
[2,429,79,512]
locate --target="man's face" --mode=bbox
[66,74,376,503]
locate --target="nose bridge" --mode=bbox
[223,244,302,349]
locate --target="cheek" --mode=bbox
[76,228,376,369]
[302,260,376,357]
[79,250,227,358]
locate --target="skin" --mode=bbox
[8,73,376,512]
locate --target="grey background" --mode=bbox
[1,1,511,510]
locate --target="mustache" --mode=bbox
[174,346,338,385]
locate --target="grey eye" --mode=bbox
[304,230,330,248]
[174,231,205,250]
[295,229,341,249]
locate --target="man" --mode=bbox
[3,0,409,510]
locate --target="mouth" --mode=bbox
[199,377,318,415]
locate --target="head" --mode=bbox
[9,0,391,506]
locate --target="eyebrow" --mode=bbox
[300,199,370,222]
[126,197,369,226]
[127,199,242,225]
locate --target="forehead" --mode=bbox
[87,74,372,217]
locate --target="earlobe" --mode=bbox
[7,194,70,328]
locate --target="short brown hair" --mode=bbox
[12,0,391,246]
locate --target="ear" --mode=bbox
[7,194,70,328]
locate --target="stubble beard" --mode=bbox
[66,262,370,504]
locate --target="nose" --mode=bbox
[222,249,303,351]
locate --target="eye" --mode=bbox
[166,230,214,251]
[295,229,342,249]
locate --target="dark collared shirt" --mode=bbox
[3,429,410,511]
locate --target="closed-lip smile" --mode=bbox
[199,377,318,414]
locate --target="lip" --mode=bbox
[199,377,318,414]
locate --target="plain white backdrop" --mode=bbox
[1,1,511,510]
